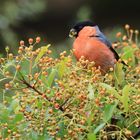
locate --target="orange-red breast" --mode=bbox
[69,21,120,73]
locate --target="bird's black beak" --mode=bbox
[69,28,77,38]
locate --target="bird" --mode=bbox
[69,20,122,74]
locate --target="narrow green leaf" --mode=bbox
[114,62,125,86]
[99,83,121,100]
[59,122,67,138]
[14,114,23,122]
[87,133,96,140]
[37,100,43,108]
[122,46,138,66]
[121,85,131,112]
[9,99,19,113]
[0,108,10,121]
[30,131,38,140]
[87,84,95,100]
[47,68,57,87]
[94,123,105,134]
[57,58,68,78]
[87,112,94,126]
[34,44,50,65]
[103,102,117,122]
[41,74,49,88]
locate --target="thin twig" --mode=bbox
[19,73,73,119]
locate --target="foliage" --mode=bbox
[0,0,47,50]
[0,26,140,140]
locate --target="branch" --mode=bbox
[19,74,73,119]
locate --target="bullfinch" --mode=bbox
[69,21,121,73]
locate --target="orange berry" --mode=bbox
[100,90,105,95]
[16,65,21,71]
[125,24,130,30]
[36,37,41,43]
[95,98,100,105]
[8,53,14,59]
[3,123,8,127]
[109,67,114,71]
[122,35,127,41]
[124,130,132,137]
[42,71,48,76]
[5,71,10,76]
[28,38,33,44]
[12,132,16,136]
[5,83,10,89]
[116,32,122,38]
[68,130,73,135]
[47,50,52,54]
[42,94,46,99]
[80,120,85,125]
[34,73,39,79]
[136,99,140,104]
[16,56,20,62]
[20,40,24,46]
[18,50,22,54]
[19,46,24,51]
[48,109,53,114]
[7,129,11,133]
[15,134,21,138]
[54,103,60,109]
[135,30,139,35]
[47,89,51,94]
[130,29,133,33]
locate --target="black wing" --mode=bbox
[109,46,119,61]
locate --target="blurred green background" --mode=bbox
[0,0,140,55]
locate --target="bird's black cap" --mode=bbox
[69,20,96,38]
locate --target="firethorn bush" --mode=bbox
[0,26,140,140]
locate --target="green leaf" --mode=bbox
[121,85,131,112]
[122,46,138,66]
[14,106,22,114]
[37,100,43,108]
[59,122,67,138]
[41,74,49,89]
[114,62,125,86]
[87,84,95,100]
[34,44,50,65]
[57,58,68,78]
[0,107,10,122]
[87,133,96,140]
[13,114,23,122]
[30,131,38,140]
[99,83,121,100]
[3,60,16,75]
[94,123,105,134]
[9,99,19,113]
[103,102,117,122]
[87,112,94,126]
[47,68,57,87]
